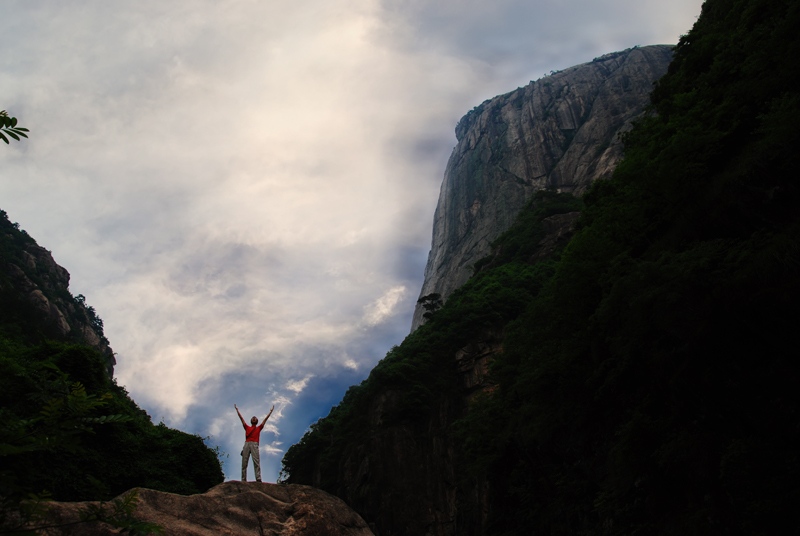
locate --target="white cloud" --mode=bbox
[363,286,408,326]
[286,377,312,394]
[263,442,284,457]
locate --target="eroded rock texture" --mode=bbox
[412,45,673,329]
[332,328,505,536]
[0,215,116,374]
[36,481,374,535]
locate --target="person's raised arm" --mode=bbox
[235,404,246,427]
[259,405,274,428]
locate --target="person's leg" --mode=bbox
[253,445,262,482]
[241,443,250,481]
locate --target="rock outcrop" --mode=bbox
[0,211,115,374]
[34,481,374,535]
[412,45,673,329]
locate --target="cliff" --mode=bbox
[412,45,673,329]
[1,209,224,506]
[29,481,373,535]
[0,210,116,375]
[282,0,800,531]
[281,191,586,536]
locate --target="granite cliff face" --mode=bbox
[328,328,504,536]
[0,211,116,374]
[34,481,373,535]
[412,45,673,329]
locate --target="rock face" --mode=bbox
[36,481,374,535]
[0,211,116,375]
[331,328,505,536]
[412,45,673,329]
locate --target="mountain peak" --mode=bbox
[412,45,673,330]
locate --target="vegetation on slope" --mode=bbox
[0,210,224,509]
[282,0,800,533]
[280,191,583,520]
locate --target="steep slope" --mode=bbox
[0,210,224,511]
[281,191,584,536]
[412,45,673,329]
[1,210,115,374]
[282,0,800,534]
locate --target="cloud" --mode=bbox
[363,286,407,326]
[0,0,704,481]
[286,377,312,394]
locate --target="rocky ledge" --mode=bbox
[35,481,374,535]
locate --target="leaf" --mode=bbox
[0,132,9,144]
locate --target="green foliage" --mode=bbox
[1,197,223,531]
[73,294,107,343]
[0,111,29,145]
[280,190,578,504]
[452,0,800,533]
[472,190,583,274]
[283,0,800,534]
[416,293,442,320]
[0,340,224,507]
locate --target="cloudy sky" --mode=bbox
[1,0,703,482]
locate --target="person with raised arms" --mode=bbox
[235,403,274,482]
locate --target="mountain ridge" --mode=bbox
[412,45,673,330]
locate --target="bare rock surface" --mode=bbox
[411,45,673,329]
[0,220,116,374]
[38,481,374,535]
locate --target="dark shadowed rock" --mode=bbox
[412,45,673,330]
[1,214,116,375]
[36,481,374,535]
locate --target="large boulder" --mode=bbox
[36,481,374,535]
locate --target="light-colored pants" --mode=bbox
[241,441,261,481]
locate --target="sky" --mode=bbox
[0,0,703,483]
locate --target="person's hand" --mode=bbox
[234,404,238,410]
[270,405,275,413]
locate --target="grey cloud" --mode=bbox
[376,0,700,83]
[0,0,703,481]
